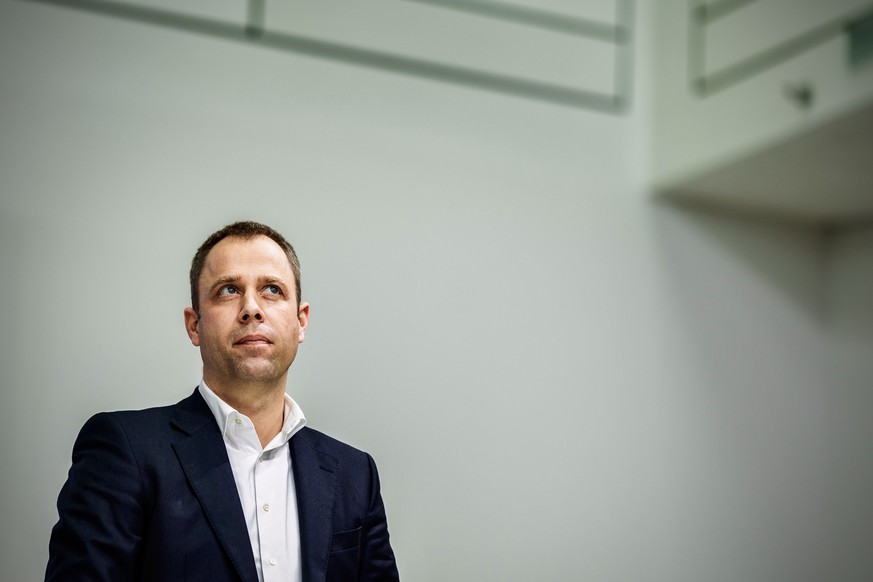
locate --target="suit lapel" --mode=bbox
[170,391,259,582]
[290,429,338,582]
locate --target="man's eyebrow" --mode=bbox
[208,275,242,290]
[260,276,288,285]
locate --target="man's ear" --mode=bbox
[183,307,201,347]
[297,302,310,342]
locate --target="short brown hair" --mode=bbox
[189,221,301,313]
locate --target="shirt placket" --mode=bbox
[256,448,287,582]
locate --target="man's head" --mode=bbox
[184,221,309,392]
[189,221,302,314]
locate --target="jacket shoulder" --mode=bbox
[296,426,367,455]
[78,389,207,443]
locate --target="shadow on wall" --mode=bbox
[653,200,826,323]
[823,226,873,339]
[650,200,873,580]
[649,202,834,581]
[820,227,873,581]
[655,197,873,339]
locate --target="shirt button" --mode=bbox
[269,558,277,566]
[263,503,270,512]
[234,418,242,425]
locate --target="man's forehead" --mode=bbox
[201,235,293,280]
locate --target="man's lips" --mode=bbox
[234,334,272,346]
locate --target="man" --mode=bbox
[46,221,399,582]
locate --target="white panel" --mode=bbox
[653,0,873,223]
[705,0,873,75]
[266,0,617,93]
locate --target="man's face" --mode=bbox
[183,235,309,390]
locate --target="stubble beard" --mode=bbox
[203,345,289,390]
[226,352,286,385]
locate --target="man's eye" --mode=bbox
[265,285,281,295]
[219,286,238,296]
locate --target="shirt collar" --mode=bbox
[198,379,306,451]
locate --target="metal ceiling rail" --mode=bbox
[19,0,634,113]
[402,0,624,41]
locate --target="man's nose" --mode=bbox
[239,293,264,323]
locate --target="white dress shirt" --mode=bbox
[199,381,307,582]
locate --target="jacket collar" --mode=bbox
[170,390,260,582]
[290,428,339,582]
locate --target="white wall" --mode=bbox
[0,1,869,580]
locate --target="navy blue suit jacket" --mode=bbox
[46,390,399,581]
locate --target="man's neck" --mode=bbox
[206,377,286,448]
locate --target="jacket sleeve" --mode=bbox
[360,453,400,582]
[46,413,147,581]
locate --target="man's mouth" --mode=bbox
[235,334,271,346]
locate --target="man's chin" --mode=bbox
[230,361,285,383]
